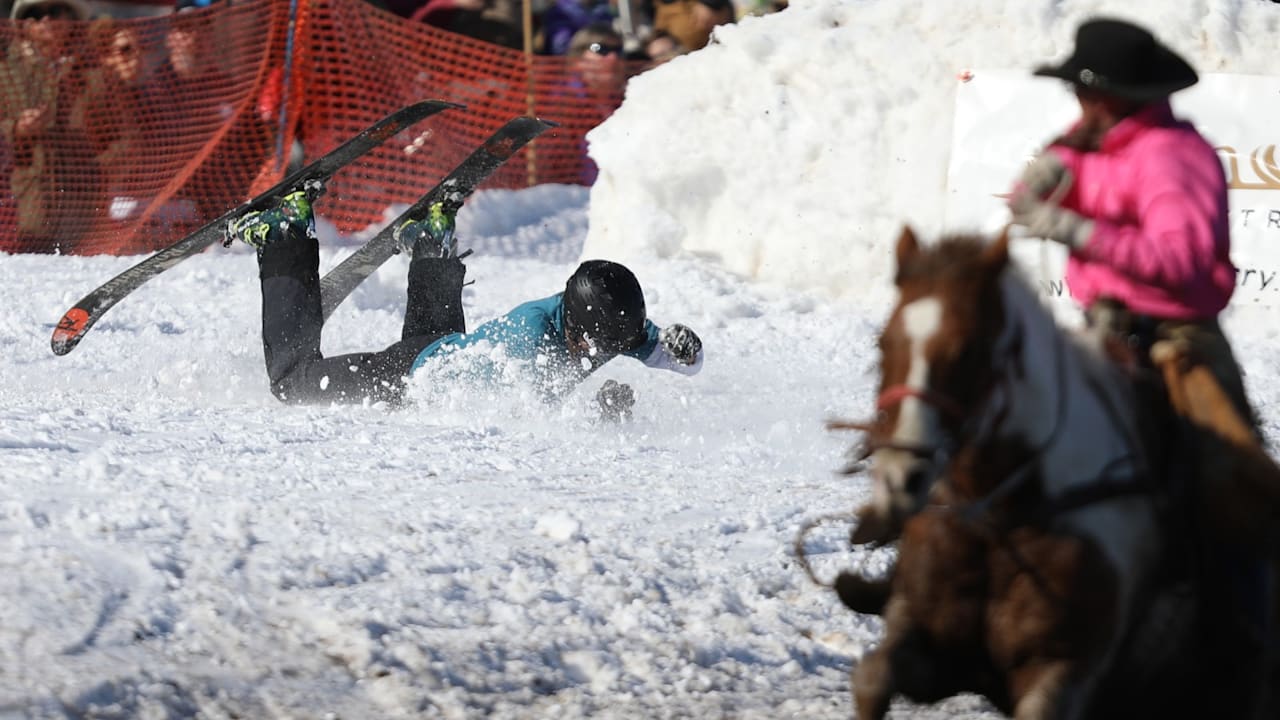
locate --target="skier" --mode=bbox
[226,181,703,418]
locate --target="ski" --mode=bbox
[318,116,558,320]
[50,99,461,356]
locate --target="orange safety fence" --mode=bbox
[0,0,641,256]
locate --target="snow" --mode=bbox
[3,0,1280,717]
[586,0,1280,299]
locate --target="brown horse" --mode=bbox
[840,227,1268,719]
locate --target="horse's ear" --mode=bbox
[895,226,921,280]
[982,225,1011,271]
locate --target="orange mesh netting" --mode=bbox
[0,0,639,255]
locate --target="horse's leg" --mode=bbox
[852,595,912,719]
[851,500,898,545]
[835,570,891,615]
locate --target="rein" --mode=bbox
[954,313,1149,525]
[952,310,1152,605]
[793,511,864,589]
[912,321,1127,604]
[876,385,966,420]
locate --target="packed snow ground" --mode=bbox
[6,184,1280,719]
[6,0,1280,717]
[2,186,908,718]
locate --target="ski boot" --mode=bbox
[225,179,326,250]
[394,199,460,259]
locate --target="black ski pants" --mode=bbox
[256,225,466,405]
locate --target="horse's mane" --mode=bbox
[894,234,992,286]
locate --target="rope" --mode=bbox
[793,511,862,589]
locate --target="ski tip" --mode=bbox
[412,99,465,111]
[50,307,89,356]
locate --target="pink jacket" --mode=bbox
[1048,101,1234,321]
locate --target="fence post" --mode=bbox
[522,0,538,187]
[275,0,302,174]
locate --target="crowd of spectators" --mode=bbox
[0,0,97,253]
[0,0,780,254]
[0,0,277,253]
[370,0,783,65]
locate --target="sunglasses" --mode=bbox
[587,41,623,56]
[20,4,75,20]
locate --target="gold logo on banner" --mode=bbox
[1218,146,1280,190]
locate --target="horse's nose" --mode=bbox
[905,464,933,497]
[858,451,935,545]
[870,450,933,505]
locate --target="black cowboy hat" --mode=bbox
[1034,18,1198,102]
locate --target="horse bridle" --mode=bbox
[865,299,1144,521]
[859,317,1027,471]
[853,385,968,466]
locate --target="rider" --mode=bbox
[1008,15,1274,702]
[1008,17,1245,419]
[226,181,704,417]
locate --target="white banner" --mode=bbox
[945,70,1280,307]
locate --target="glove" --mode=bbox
[1015,151,1070,200]
[659,324,702,365]
[596,379,635,422]
[1009,195,1094,250]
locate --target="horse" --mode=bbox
[837,226,1269,719]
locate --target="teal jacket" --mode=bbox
[410,293,686,402]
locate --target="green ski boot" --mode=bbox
[226,179,325,251]
[394,200,458,259]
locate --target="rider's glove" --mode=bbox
[1014,150,1069,200]
[1009,193,1094,250]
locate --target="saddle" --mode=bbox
[1087,298,1280,551]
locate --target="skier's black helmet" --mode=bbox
[562,260,647,353]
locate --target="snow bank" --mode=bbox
[585,0,1280,299]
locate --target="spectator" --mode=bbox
[558,23,627,184]
[171,0,219,10]
[73,17,147,249]
[380,0,424,16]
[148,0,270,227]
[649,0,732,52]
[567,22,626,96]
[0,0,100,254]
[409,0,523,49]
[642,27,684,66]
[541,0,615,55]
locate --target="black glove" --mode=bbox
[659,324,701,365]
[596,379,635,422]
